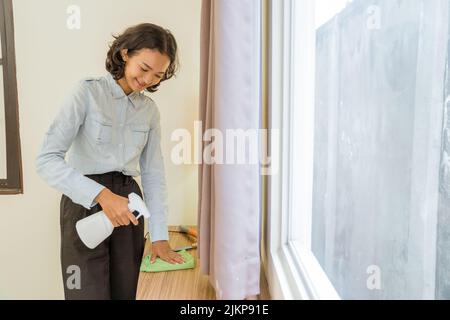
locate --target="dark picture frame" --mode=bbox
[0,0,23,194]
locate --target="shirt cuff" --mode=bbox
[75,177,106,210]
[149,220,169,242]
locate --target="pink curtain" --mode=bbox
[198,0,261,300]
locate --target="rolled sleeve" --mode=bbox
[139,107,169,242]
[35,80,105,209]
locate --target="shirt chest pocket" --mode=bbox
[130,124,150,148]
[85,118,113,145]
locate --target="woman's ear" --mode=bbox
[121,49,128,61]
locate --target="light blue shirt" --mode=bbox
[35,72,169,241]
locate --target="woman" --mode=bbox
[36,23,183,300]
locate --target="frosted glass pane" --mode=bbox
[315,0,351,29]
[311,0,448,299]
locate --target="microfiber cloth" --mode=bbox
[140,250,195,273]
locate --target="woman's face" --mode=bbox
[119,48,171,94]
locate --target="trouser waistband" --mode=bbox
[86,171,134,186]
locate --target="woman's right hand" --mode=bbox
[95,188,138,227]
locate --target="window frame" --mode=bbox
[266,0,339,299]
[0,0,22,194]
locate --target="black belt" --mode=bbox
[86,171,134,186]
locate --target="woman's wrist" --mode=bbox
[95,187,110,204]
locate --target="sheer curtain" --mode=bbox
[198,0,262,300]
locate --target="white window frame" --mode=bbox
[266,0,340,300]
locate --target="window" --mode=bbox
[267,0,338,300]
[268,0,450,299]
[0,0,22,194]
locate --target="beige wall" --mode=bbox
[0,0,200,299]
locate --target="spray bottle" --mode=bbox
[75,192,150,249]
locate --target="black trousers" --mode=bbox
[60,172,145,300]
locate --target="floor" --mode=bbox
[136,227,270,300]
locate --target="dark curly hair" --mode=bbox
[105,23,179,93]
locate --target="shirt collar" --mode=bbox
[105,72,142,108]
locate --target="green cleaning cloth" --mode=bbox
[140,250,195,273]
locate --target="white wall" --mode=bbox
[0,0,200,299]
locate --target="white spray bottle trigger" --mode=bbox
[128,192,150,220]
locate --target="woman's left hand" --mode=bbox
[151,240,185,264]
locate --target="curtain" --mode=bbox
[198,0,261,300]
